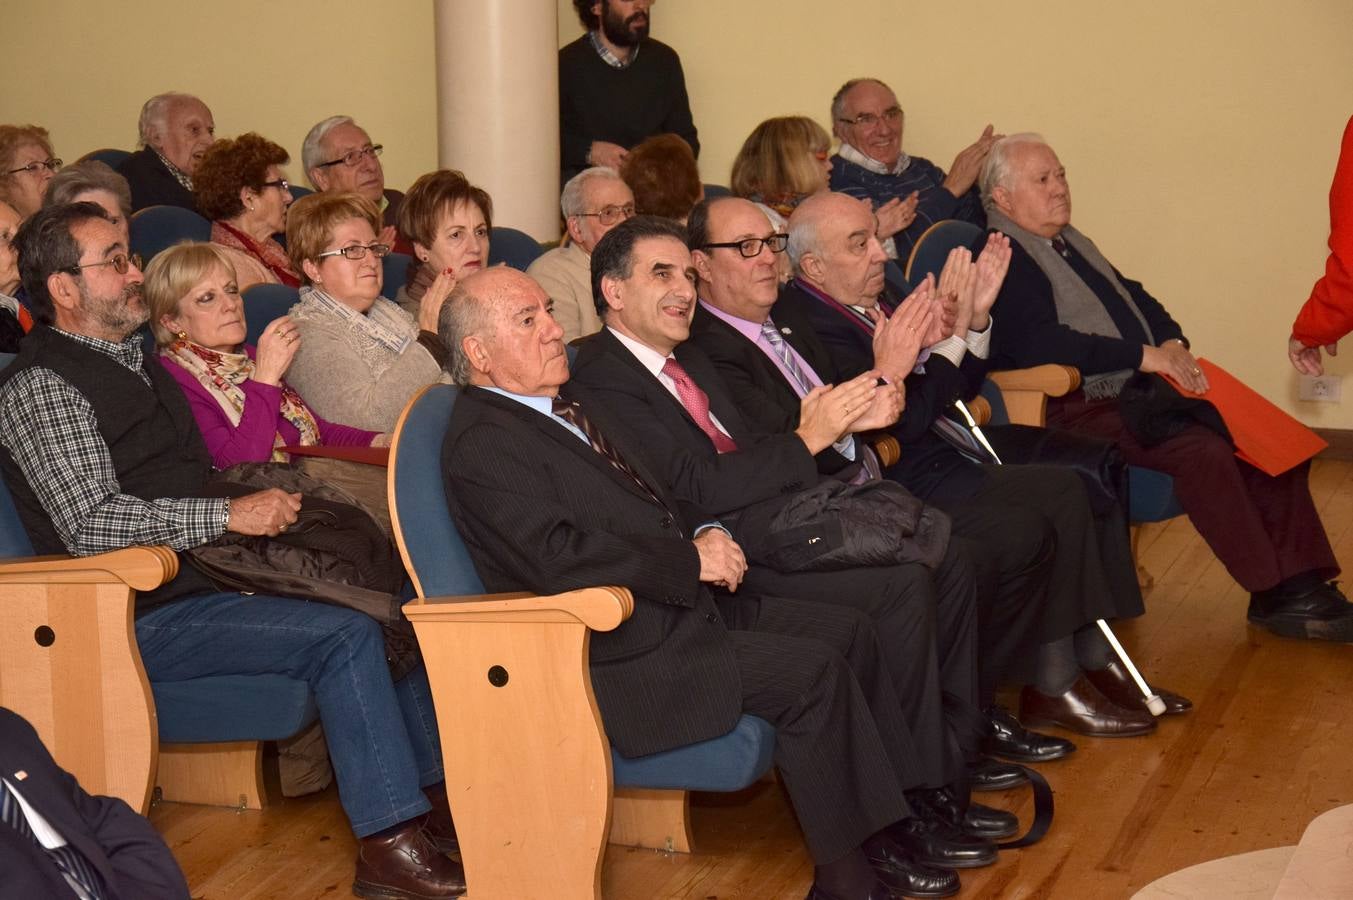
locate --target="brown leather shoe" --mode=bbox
[1085,660,1193,715]
[1019,674,1156,737]
[422,785,460,856]
[353,820,467,899]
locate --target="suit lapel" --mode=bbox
[595,328,716,446]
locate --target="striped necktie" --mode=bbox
[662,357,738,453]
[759,319,815,396]
[1,778,106,899]
[553,397,671,513]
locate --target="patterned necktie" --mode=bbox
[759,319,815,396]
[1051,236,1070,258]
[1,778,106,900]
[553,397,670,512]
[661,357,738,453]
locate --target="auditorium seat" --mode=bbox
[242,283,300,345]
[130,205,212,264]
[76,148,132,169]
[487,225,544,271]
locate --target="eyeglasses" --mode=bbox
[7,158,62,176]
[698,234,788,258]
[578,203,636,226]
[61,252,143,276]
[836,107,903,129]
[314,145,383,170]
[316,242,391,262]
[261,179,291,192]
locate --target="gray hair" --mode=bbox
[137,92,198,147]
[44,161,133,217]
[980,132,1048,205]
[830,77,891,125]
[302,115,355,180]
[438,280,497,386]
[560,166,622,219]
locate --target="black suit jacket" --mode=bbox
[569,328,819,518]
[0,708,189,900]
[441,384,743,758]
[116,148,197,213]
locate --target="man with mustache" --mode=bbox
[0,203,467,900]
[118,92,215,213]
[559,0,699,182]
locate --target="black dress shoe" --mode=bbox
[984,705,1077,761]
[353,820,467,899]
[888,815,998,869]
[864,837,961,897]
[1248,581,1353,642]
[806,874,953,900]
[1085,660,1193,715]
[968,758,1029,793]
[1019,675,1156,737]
[910,786,1019,840]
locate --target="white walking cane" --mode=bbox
[952,399,1168,717]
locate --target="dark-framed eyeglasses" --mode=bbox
[61,252,143,276]
[836,107,903,129]
[578,203,636,227]
[314,144,383,170]
[261,179,291,192]
[698,234,788,259]
[7,158,62,176]
[316,242,391,262]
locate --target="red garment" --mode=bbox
[212,220,302,288]
[1292,115,1353,347]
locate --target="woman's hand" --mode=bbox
[418,267,457,333]
[254,316,300,386]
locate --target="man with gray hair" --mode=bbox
[303,115,404,250]
[984,133,1353,642]
[116,92,215,212]
[828,77,997,262]
[525,166,635,341]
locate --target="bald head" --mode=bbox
[440,267,568,394]
[788,191,889,307]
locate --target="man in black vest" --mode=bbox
[0,203,465,900]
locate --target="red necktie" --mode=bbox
[662,357,739,453]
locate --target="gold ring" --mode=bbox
[1192,367,1201,375]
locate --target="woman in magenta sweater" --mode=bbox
[143,242,385,469]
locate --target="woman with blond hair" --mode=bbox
[730,115,834,218]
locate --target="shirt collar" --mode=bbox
[607,326,671,378]
[588,29,640,68]
[483,385,555,417]
[56,327,146,372]
[698,298,765,343]
[151,146,194,190]
[837,141,911,177]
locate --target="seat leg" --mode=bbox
[156,741,266,809]
[609,788,693,853]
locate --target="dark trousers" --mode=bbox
[1048,393,1338,592]
[720,594,915,863]
[741,543,980,787]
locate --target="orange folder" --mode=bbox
[1162,358,1327,476]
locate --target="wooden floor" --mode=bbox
[152,459,1353,900]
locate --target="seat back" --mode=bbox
[702,183,732,199]
[488,226,543,271]
[242,284,301,345]
[0,468,35,559]
[130,205,212,264]
[905,219,985,283]
[388,384,485,598]
[382,252,414,299]
[77,148,132,169]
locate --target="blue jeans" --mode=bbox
[135,591,440,837]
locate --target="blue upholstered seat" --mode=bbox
[488,226,543,271]
[78,148,132,169]
[391,384,775,792]
[130,205,212,264]
[382,252,415,299]
[242,283,301,346]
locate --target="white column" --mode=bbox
[434,0,560,241]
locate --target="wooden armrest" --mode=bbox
[0,545,178,591]
[988,364,1082,397]
[402,585,634,631]
[966,395,992,426]
[869,434,901,468]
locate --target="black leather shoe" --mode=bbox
[984,705,1077,761]
[1019,675,1156,737]
[806,874,953,900]
[888,815,998,869]
[422,785,460,857]
[1085,660,1193,715]
[968,758,1028,793]
[909,787,1019,840]
[353,820,467,899]
[863,837,961,897]
[1249,581,1353,642]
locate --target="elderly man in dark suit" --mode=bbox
[569,216,1043,810]
[0,706,188,899]
[437,264,975,900]
[116,93,214,213]
[684,196,1186,741]
[983,133,1352,642]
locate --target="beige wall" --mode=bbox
[4,1,1351,424]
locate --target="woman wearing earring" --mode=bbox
[392,168,492,323]
[194,133,300,291]
[282,191,448,433]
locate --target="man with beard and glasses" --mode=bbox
[559,0,699,182]
[0,203,467,900]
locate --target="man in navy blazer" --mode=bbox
[0,706,188,899]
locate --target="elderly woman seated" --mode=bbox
[620,133,703,224]
[0,200,28,348]
[0,124,61,220]
[283,191,448,432]
[194,133,300,290]
[44,160,134,244]
[393,168,491,322]
[731,115,834,219]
